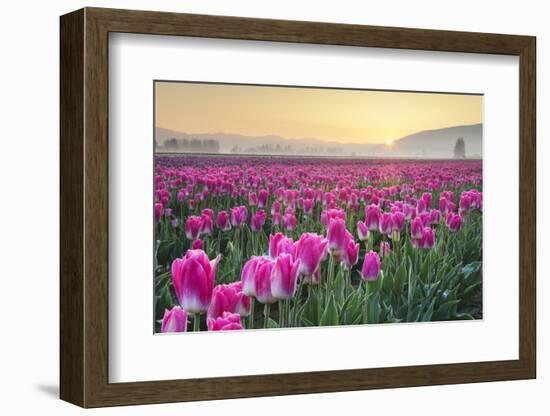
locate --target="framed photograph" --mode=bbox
[60,7,536,408]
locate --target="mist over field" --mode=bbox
[155,123,482,159]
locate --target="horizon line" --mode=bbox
[155,122,483,146]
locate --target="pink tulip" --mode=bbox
[271,201,281,215]
[303,198,315,215]
[192,239,203,250]
[429,209,441,225]
[251,209,267,232]
[258,189,269,208]
[230,206,248,227]
[413,227,436,249]
[320,208,346,226]
[439,197,449,215]
[154,203,163,223]
[446,213,462,232]
[185,216,202,240]
[379,212,393,235]
[327,218,348,258]
[411,217,424,239]
[241,256,270,297]
[271,213,282,226]
[171,218,179,228]
[343,236,360,269]
[380,241,391,257]
[357,220,369,241]
[391,211,405,231]
[207,312,244,331]
[207,281,250,320]
[365,204,381,231]
[254,258,277,304]
[269,233,295,258]
[201,208,214,219]
[361,250,381,281]
[283,213,297,231]
[417,198,427,215]
[295,233,328,281]
[171,249,220,314]
[200,213,214,236]
[271,253,301,300]
[403,203,415,220]
[422,192,432,208]
[161,306,188,333]
[216,210,232,231]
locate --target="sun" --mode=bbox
[386,139,394,146]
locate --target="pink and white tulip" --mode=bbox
[171,249,220,314]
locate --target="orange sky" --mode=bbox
[155,81,483,144]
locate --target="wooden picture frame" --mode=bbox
[60,7,536,408]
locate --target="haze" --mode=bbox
[155,81,482,145]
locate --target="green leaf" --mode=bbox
[421,298,436,321]
[267,318,279,328]
[303,288,319,325]
[393,263,407,296]
[320,294,339,326]
[367,292,381,324]
[433,300,461,320]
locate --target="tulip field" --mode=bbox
[154,155,482,333]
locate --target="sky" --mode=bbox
[155,81,483,144]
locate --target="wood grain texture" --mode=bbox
[59,7,537,408]
[59,8,84,407]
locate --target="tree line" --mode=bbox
[160,138,220,153]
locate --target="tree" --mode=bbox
[453,137,466,158]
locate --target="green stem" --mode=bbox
[363,280,370,324]
[249,298,255,329]
[264,303,271,328]
[285,299,290,329]
[278,300,283,328]
[193,314,201,332]
[293,277,305,326]
[327,254,335,302]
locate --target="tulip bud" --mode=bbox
[207,282,251,321]
[446,213,462,232]
[379,241,391,257]
[216,210,232,231]
[154,203,164,223]
[251,209,267,232]
[207,312,244,331]
[271,253,300,300]
[327,218,348,258]
[185,216,202,240]
[171,249,220,314]
[269,233,295,258]
[343,237,360,269]
[161,306,188,333]
[283,213,297,231]
[411,217,424,239]
[379,212,393,235]
[254,259,277,304]
[200,213,214,236]
[361,250,381,281]
[365,204,381,231]
[295,233,328,281]
[258,189,268,208]
[357,220,369,241]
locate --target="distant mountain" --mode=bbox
[155,123,482,159]
[372,124,482,158]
